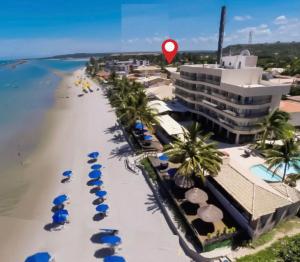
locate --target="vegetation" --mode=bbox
[283,58,300,76]
[257,109,292,150]
[224,42,300,76]
[264,138,300,182]
[164,122,223,182]
[86,56,102,77]
[107,74,157,130]
[223,42,300,60]
[289,83,300,96]
[237,234,300,262]
[140,158,157,181]
[248,217,300,249]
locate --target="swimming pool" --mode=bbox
[250,164,282,182]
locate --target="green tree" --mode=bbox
[164,122,223,182]
[257,109,292,149]
[116,89,157,130]
[108,70,117,83]
[264,138,300,182]
[108,77,157,130]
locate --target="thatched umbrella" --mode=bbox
[174,174,195,189]
[185,188,208,204]
[197,204,223,223]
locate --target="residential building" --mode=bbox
[105,59,150,75]
[173,51,291,144]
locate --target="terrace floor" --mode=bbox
[148,156,239,250]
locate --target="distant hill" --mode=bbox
[45,50,214,59]
[223,42,300,58]
[45,53,110,59]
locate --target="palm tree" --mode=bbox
[117,89,157,130]
[258,109,292,149]
[108,76,157,130]
[164,122,223,182]
[264,138,300,182]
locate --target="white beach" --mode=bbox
[0,69,189,262]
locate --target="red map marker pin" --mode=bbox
[162,39,178,64]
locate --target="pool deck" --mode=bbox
[218,142,300,193]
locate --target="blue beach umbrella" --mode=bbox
[143,135,153,141]
[96,204,109,213]
[62,170,72,177]
[88,152,100,159]
[158,154,169,161]
[95,190,107,198]
[25,252,52,262]
[104,256,126,262]
[52,212,68,224]
[134,122,143,130]
[91,164,102,170]
[52,194,68,206]
[100,235,122,246]
[89,180,103,187]
[89,170,102,179]
[55,209,69,216]
[167,168,177,178]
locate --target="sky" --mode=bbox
[0,0,300,59]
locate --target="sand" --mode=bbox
[0,69,189,261]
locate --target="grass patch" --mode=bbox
[140,158,157,181]
[250,231,275,248]
[237,234,300,262]
[249,217,300,248]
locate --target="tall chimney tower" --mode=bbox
[217,6,226,65]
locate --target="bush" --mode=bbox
[237,234,300,262]
[140,158,157,181]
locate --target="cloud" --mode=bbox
[234,15,252,21]
[237,24,271,36]
[122,38,139,44]
[191,35,217,44]
[274,15,288,25]
[276,18,300,37]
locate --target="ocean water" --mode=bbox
[0,59,85,213]
[0,59,85,146]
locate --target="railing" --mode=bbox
[175,81,272,106]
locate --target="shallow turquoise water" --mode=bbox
[250,164,282,182]
[0,59,86,213]
[0,59,85,162]
[0,59,85,131]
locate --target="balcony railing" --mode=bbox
[175,81,272,106]
[175,93,261,132]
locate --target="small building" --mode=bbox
[280,99,300,128]
[206,160,300,239]
[96,70,110,80]
[155,114,186,144]
[134,65,161,76]
[135,76,167,87]
[146,84,175,101]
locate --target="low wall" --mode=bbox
[139,165,222,262]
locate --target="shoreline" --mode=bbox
[0,69,76,215]
[0,68,188,262]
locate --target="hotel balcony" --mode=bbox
[175,89,268,120]
[175,93,262,133]
[175,80,272,107]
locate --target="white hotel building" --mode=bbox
[173,51,291,144]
